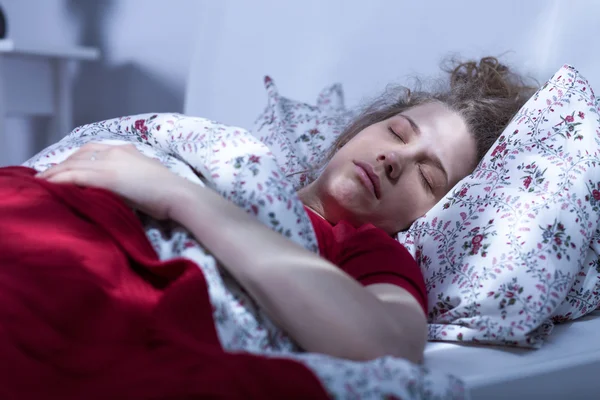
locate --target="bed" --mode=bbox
[21,110,600,399]
[181,3,600,398]
[424,310,600,399]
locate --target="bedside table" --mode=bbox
[0,39,100,164]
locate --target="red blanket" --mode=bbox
[0,167,327,399]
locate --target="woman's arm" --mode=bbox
[39,143,427,362]
[169,180,427,362]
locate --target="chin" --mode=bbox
[335,195,370,215]
[320,178,370,221]
[333,178,370,202]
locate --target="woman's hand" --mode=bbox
[37,143,189,220]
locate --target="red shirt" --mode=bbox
[305,207,427,313]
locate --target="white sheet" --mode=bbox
[424,311,600,399]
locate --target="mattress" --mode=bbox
[424,310,600,399]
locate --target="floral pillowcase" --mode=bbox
[254,66,600,349]
[397,65,600,347]
[251,76,354,190]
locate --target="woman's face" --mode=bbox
[310,101,477,234]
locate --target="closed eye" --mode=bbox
[418,165,433,193]
[388,127,405,143]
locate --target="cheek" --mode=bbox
[337,132,376,155]
[408,192,437,217]
[319,162,359,200]
[324,169,348,191]
[377,188,434,230]
[328,173,370,205]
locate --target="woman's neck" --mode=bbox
[297,184,327,221]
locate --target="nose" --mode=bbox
[377,150,404,180]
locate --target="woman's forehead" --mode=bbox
[400,102,466,141]
[401,102,476,182]
[401,102,455,125]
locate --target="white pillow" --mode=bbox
[397,65,600,347]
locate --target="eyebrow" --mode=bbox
[402,114,422,136]
[401,115,449,187]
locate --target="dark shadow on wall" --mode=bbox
[67,0,182,127]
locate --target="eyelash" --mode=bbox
[388,127,405,143]
[389,127,432,192]
[419,166,433,192]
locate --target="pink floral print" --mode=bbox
[397,65,600,348]
[23,113,467,399]
[252,76,354,190]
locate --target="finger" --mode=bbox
[41,144,115,177]
[74,144,141,163]
[67,143,112,161]
[44,168,109,188]
[66,142,134,163]
[37,159,102,179]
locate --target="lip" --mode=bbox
[353,161,382,199]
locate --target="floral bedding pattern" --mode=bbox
[24,114,468,399]
[397,65,600,347]
[252,76,354,190]
[251,66,600,350]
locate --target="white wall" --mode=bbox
[70,0,201,126]
[2,0,600,165]
[185,0,600,129]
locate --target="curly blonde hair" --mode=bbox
[326,57,537,164]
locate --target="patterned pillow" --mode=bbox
[252,76,353,190]
[396,65,600,348]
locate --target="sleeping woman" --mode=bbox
[0,57,534,395]
[38,57,534,361]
